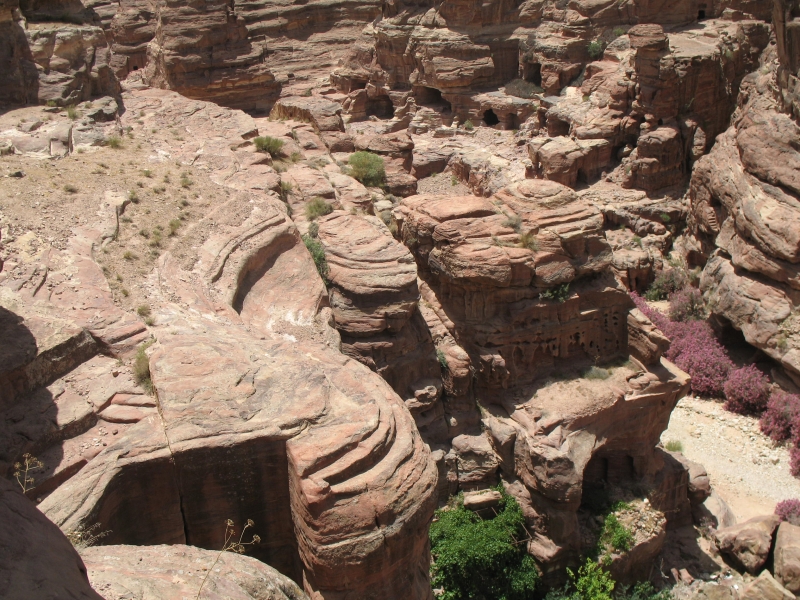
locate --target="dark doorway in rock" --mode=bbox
[483,109,500,126]
[415,86,452,112]
[698,8,706,19]
[505,113,519,130]
[365,96,394,119]
[525,63,542,87]
[132,65,139,71]
[351,80,367,90]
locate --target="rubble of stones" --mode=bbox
[2,0,800,598]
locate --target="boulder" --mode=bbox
[0,477,102,600]
[713,515,780,574]
[775,521,800,594]
[82,544,308,600]
[740,570,795,600]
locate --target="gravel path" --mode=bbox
[662,396,800,521]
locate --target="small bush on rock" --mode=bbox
[668,288,705,322]
[430,488,539,600]
[723,365,770,414]
[348,151,385,187]
[305,197,333,221]
[254,136,284,158]
[791,449,800,477]
[760,391,800,441]
[776,499,800,525]
[302,234,329,283]
[505,79,544,99]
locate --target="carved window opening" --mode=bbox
[698,8,706,19]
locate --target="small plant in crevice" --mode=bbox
[464,119,475,131]
[196,519,261,600]
[502,214,522,232]
[303,234,329,283]
[518,231,539,251]
[437,348,449,371]
[13,453,44,493]
[308,221,319,238]
[66,105,78,120]
[306,197,333,221]
[540,283,570,303]
[64,523,110,549]
[134,340,155,394]
[279,180,293,202]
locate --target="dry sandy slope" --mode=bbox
[663,396,800,521]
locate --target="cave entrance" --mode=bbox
[698,7,706,19]
[505,113,519,130]
[547,115,570,137]
[525,63,542,86]
[483,109,500,126]
[365,96,394,119]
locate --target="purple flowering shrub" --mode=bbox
[631,292,733,397]
[669,288,705,322]
[723,365,771,414]
[791,449,800,478]
[760,391,800,441]
[776,499,800,525]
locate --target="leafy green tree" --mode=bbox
[430,489,539,600]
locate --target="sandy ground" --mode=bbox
[663,395,800,521]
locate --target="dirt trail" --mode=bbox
[663,396,800,521]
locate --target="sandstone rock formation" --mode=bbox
[713,515,781,575]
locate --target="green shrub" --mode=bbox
[137,304,151,317]
[632,235,642,247]
[308,222,319,238]
[588,40,605,59]
[66,105,78,120]
[612,26,627,38]
[505,78,544,99]
[63,184,78,194]
[600,513,633,554]
[430,488,539,600]
[348,151,386,187]
[540,283,570,303]
[254,136,284,158]
[306,197,333,221]
[128,190,139,203]
[464,119,475,131]
[168,219,181,236]
[303,234,329,283]
[546,562,671,600]
[659,213,671,223]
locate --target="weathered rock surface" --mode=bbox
[740,570,796,600]
[82,544,308,600]
[0,476,102,600]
